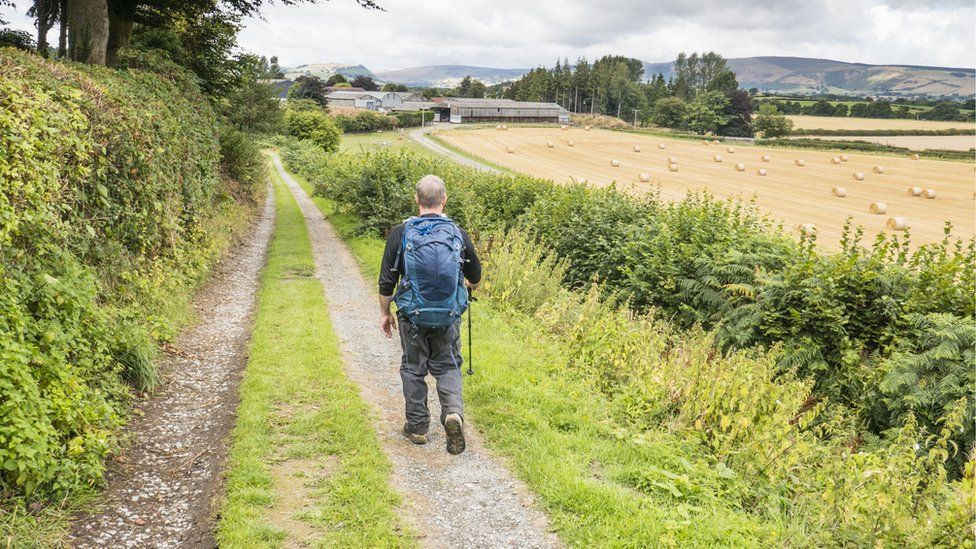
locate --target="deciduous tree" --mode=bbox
[753,103,793,138]
[350,74,378,91]
[288,75,329,106]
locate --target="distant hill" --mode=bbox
[642,56,975,97]
[373,65,530,88]
[283,63,376,81]
[290,57,974,98]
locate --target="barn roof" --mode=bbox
[435,98,562,110]
[326,90,397,100]
[390,101,436,111]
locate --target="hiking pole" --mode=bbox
[466,290,474,376]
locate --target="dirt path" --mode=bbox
[67,189,275,548]
[410,125,502,173]
[272,155,560,549]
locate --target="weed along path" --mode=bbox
[272,155,560,548]
[67,190,275,548]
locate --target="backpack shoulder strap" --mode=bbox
[392,218,416,274]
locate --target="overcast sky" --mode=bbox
[2,0,974,70]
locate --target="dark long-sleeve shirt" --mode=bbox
[378,214,481,297]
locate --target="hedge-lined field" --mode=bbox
[277,137,974,545]
[758,137,975,160]
[0,49,260,505]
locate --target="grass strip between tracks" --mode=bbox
[217,167,413,548]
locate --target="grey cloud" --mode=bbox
[3,1,972,70]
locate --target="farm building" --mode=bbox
[324,90,427,110]
[390,101,436,112]
[326,90,400,109]
[430,99,570,124]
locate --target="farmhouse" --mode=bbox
[430,98,571,124]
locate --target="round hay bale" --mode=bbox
[873,166,884,174]
[911,153,920,160]
[831,156,841,164]
[638,173,651,182]
[633,145,641,152]
[840,154,849,162]
[658,143,666,149]
[727,146,735,153]
[668,163,679,172]
[702,139,709,145]
[853,172,865,181]
[869,202,887,214]
[610,159,621,167]
[584,125,591,131]
[667,156,679,164]
[907,186,922,196]
[756,168,767,176]
[761,154,771,162]
[547,141,555,148]
[561,124,568,130]
[567,140,575,147]
[796,223,816,233]
[735,163,746,172]
[832,187,847,197]
[506,146,515,154]
[495,124,502,130]
[795,159,805,166]
[922,188,937,199]
[713,154,723,163]
[887,217,908,230]
[712,139,720,145]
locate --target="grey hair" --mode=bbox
[415,174,447,208]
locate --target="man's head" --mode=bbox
[415,174,448,213]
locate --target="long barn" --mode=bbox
[431,98,570,124]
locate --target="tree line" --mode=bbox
[502,52,757,136]
[758,97,974,121]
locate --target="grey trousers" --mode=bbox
[397,315,465,435]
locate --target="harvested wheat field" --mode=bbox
[790,134,976,151]
[436,126,976,248]
[789,115,976,132]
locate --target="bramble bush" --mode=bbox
[0,48,257,501]
[279,139,975,483]
[482,230,973,545]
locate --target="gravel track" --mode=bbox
[66,188,275,548]
[273,155,560,549]
[409,125,502,173]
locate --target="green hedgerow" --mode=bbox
[0,47,251,501]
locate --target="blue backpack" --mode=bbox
[394,216,469,328]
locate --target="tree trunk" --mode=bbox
[67,0,109,65]
[58,0,68,58]
[36,0,51,57]
[106,0,133,67]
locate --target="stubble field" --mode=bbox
[790,134,976,151]
[436,126,976,248]
[788,114,975,132]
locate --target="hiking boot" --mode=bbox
[444,413,466,455]
[403,425,427,445]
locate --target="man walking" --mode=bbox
[378,175,481,455]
